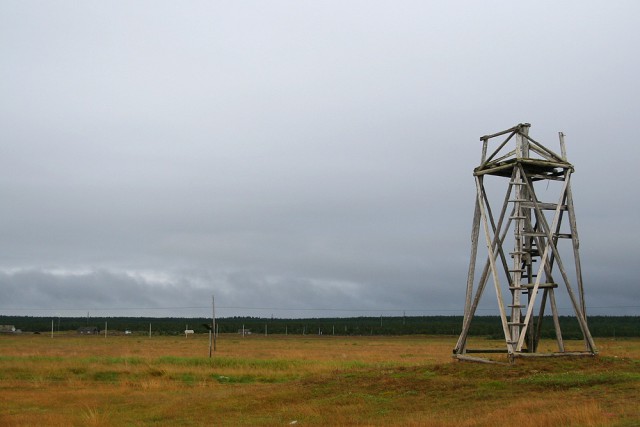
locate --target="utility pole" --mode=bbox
[213,295,216,351]
[209,294,216,358]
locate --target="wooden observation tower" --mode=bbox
[453,123,597,362]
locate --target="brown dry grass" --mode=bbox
[1,333,638,426]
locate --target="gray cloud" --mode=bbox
[1,1,639,318]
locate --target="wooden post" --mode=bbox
[566,178,586,318]
[559,132,567,161]
[549,289,565,352]
[212,295,216,353]
[475,176,513,353]
[481,137,488,164]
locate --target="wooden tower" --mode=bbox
[453,123,597,362]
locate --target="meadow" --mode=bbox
[1,333,639,426]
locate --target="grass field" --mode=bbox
[1,334,639,426]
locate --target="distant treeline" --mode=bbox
[1,315,639,338]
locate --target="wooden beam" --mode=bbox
[522,133,566,163]
[455,194,481,354]
[559,132,567,161]
[475,161,515,176]
[549,288,565,352]
[455,176,515,354]
[515,163,569,351]
[513,352,595,358]
[475,176,513,353]
[479,124,523,140]
[533,289,548,352]
[521,169,596,353]
[453,354,510,365]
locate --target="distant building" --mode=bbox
[77,326,100,335]
[0,325,16,334]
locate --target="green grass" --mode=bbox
[0,334,639,425]
[156,355,299,370]
[92,370,120,383]
[518,371,640,389]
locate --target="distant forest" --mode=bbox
[1,315,639,338]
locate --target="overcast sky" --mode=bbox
[1,1,639,319]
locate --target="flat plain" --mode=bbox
[1,333,639,426]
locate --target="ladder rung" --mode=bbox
[510,215,527,219]
[508,322,526,326]
[556,233,572,238]
[508,304,526,308]
[520,283,558,289]
[509,181,526,185]
[520,202,567,210]
[509,269,526,272]
[522,232,546,237]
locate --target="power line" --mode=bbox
[0,304,638,313]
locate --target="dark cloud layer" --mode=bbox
[1,2,639,317]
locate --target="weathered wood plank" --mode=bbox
[453,354,510,365]
[475,175,513,353]
[559,132,567,161]
[480,132,515,168]
[480,124,522,140]
[520,167,596,353]
[513,352,595,358]
[549,288,565,352]
[454,193,482,354]
[522,133,565,163]
[515,165,570,351]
